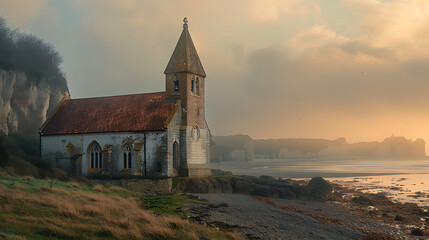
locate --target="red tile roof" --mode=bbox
[41,92,177,135]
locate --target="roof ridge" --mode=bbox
[70,91,165,101]
[41,91,176,135]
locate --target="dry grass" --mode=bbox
[0,176,242,240]
[93,184,111,193]
[108,185,127,191]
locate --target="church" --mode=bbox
[39,18,211,177]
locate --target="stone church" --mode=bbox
[40,18,210,177]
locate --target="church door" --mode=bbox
[69,154,82,176]
[173,141,180,170]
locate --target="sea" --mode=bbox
[210,158,429,207]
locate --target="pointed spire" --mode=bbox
[183,17,188,29]
[164,17,206,77]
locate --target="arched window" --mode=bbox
[191,75,195,94]
[173,141,180,170]
[123,144,132,169]
[89,142,102,170]
[173,75,179,93]
[196,77,200,96]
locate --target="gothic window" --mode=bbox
[89,142,102,170]
[123,144,132,169]
[196,77,200,96]
[191,76,195,94]
[173,75,179,93]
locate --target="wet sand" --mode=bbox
[328,174,429,208]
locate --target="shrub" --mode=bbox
[7,156,39,177]
[0,17,67,89]
[0,135,9,168]
[74,176,92,186]
[306,177,333,194]
[53,168,69,182]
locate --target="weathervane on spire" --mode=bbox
[183,17,188,29]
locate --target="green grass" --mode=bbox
[142,194,206,218]
[0,170,240,240]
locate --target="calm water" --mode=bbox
[210,158,429,206]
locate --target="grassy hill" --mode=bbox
[0,170,240,240]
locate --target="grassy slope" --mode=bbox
[0,171,240,240]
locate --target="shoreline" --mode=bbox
[185,180,429,239]
[209,158,429,179]
[178,170,428,239]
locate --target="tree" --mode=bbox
[0,17,17,70]
[0,16,67,89]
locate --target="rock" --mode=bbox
[253,184,272,197]
[306,177,333,194]
[232,177,254,195]
[183,178,211,193]
[394,215,403,221]
[215,177,233,193]
[351,196,373,205]
[259,175,275,182]
[410,228,423,236]
[278,188,296,199]
[370,193,389,201]
[269,182,294,189]
[211,169,233,176]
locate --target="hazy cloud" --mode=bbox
[1,0,429,146]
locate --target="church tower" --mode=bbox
[164,18,210,176]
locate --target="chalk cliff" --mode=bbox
[211,135,254,162]
[254,136,426,159]
[0,69,67,135]
[212,135,427,160]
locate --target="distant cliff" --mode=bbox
[211,135,254,162]
[255,136,426,159]
[253,138,349,159]
[212,135,426,161]
[0,69,67,135]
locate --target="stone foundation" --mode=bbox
[90,178,172,194]
[180,164,211,177]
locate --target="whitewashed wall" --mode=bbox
[41,131,174,176]
[181,126,210,165]
[39,107,211,177]
[166,108,181,175]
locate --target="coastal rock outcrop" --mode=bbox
[0,69,67,135]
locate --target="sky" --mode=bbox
[1,0,429,146]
